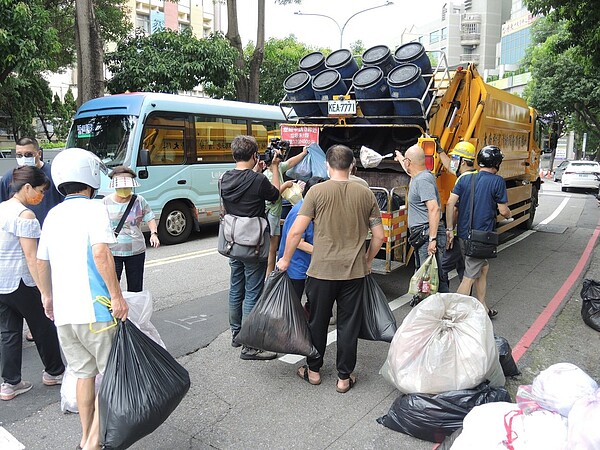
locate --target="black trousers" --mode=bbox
[289,278,306,302]
[114,252,146,292]
[0,281,65,385]
[305,276,364,380]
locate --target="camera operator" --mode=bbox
[264,141,308,276]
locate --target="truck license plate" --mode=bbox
[328,99,356,116]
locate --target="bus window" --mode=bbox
[194,116,247,163]
[250,120,280,150]
[141,113,187,165]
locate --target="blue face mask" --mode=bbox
[16,156,36,167]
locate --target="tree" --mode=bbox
[75,0,106,105]
[524,0,600,67]
[523,17,600,160]
[225,0,301,102]
[51,88,77,140]
[105,29,239,94]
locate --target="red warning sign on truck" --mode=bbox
[280,125,320,147]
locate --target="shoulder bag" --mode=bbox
[114,195,137,238]
[462,174,498,259]
[217,175,270,262]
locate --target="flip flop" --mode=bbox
[296,364,321,385]
[336,375,356,394]
[488,308,498,319]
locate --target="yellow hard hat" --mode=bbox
[450,141,476,160]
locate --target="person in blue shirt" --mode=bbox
[445,146,512,318]
[278,176,326,313]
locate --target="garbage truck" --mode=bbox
[279,48,542,274]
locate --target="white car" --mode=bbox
[561,160,600,193]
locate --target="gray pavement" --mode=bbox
[4,196,600,449]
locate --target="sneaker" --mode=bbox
[42,370,64,386]
[1,380,33,401]
[231,332,242,348]
[240,346,277,361]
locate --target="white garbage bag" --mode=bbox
[530,363,597,417]
[359,146,392,168]
[568,388,600,449]
[123,290,166,349]
[60,367,103,413]
[380,293,504,394]
[452,402,568,450]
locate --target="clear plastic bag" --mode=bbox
[60,367,103,414]
[286,143,327,182]
[408,254,439,305]
[281,182,303,205]
[380,293,505,394]
[123,290,166,349]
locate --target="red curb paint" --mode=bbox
[512,219,600,362]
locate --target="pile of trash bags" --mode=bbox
[378,293,516,442]
[443,363,600,449]
[580,278,600,332]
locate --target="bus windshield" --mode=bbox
[66,115,135,167]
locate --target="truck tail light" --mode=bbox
[418,137,437,172]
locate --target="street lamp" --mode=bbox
[294,1,394,49]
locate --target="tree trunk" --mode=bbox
[226,0,249,102]
[75,0,105,106]
[247,0,265,103]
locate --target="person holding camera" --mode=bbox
[263,143,308,277]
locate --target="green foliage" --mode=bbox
[105,29,239,94]
[524,0,600,67]
[0,74,50,138]
[43,140,66,148]
[51,87,76,140]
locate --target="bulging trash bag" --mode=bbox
[530,363,598,417]
[235,270,319,357]
[381,293,505,394]
[451,402,568,450]
[377,382,511,443]
[123,290,166,349]
[286,143,327,182]
[568,388,600,449]
[494,335,520,377]
[580,278,600,331]
[358,274,397,342]
[99,320,190,450]
[374,191,403,211]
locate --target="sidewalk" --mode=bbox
[5,243,600,449]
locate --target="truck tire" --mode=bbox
[158,200,193,245]
[518,185,538,230]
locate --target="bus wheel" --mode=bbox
[158,201,193,245]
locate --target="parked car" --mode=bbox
[553,160,570,182]
[560,160,600,193]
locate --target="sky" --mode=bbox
[232,0,451,50]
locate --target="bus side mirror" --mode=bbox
[138,149,150,179]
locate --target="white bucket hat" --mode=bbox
[109,175,140,189]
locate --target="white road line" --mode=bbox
[0,426,25,450]
[278,194,572,364]
[145,249,218,267]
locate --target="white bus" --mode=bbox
[66,93,285,244]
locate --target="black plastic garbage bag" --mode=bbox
[494,335,520,377]
[375,191,403,212]
[580,279,600,332]
[437,427,463,450]
[376,382,511,443]
[359,274,397,342]
[99,320,190,450]
[235,270,319,357]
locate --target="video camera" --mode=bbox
[260,137,290,164]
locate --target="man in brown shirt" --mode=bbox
[277,145,384,393]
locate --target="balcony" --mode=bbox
[461,33,480,46]
[460,53,480,65]
[461,13,481,24]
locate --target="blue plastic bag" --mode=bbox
[286,143,328,182]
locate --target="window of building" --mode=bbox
[430,30,441,44]
[178,22,189,32]
[500,28,531,65]
[135,13,150,34]
[441,27,448,40]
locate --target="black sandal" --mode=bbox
[488,308,498,319]
[296,365,321,385]
[336,375,356,394]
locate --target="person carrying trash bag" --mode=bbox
[36,148,129,450]
[277,144,385,393]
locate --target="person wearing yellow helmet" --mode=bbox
[448,141,476,177]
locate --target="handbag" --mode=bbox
[462,174,498,259]
[408,223,429,248]
[217,175,270,262]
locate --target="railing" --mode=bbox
[461,13,481,22]
[460,53,480,64]
[460,33,480,45]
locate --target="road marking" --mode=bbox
[513,217,600,362]
[0,427,24,450]
[279,194,574,364]
[145,248,218,267]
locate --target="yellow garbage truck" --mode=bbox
[280,52,542,273]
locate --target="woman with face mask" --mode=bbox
[0,166,65,401]
[103,166,159,292]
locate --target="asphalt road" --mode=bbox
[2,178,600,449]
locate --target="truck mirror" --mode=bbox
[139,148,150,167]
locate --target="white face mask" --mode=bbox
[16,156,36,167]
